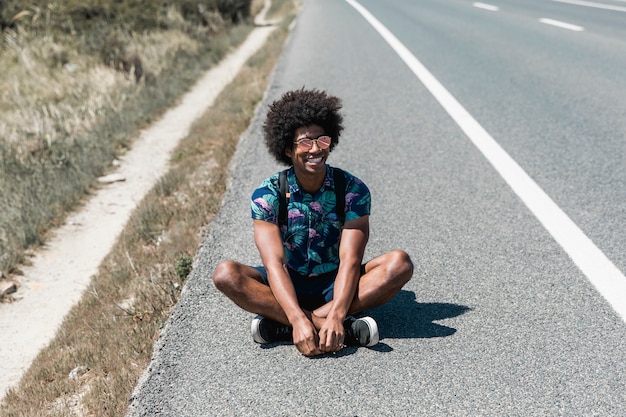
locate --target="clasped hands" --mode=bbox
[291,315,345,357]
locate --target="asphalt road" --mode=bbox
[127,0,626,415]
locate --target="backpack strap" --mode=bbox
[332,167,346,224]
[277,167,346,226]
[278,169,289,226]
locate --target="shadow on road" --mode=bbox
[261,290,470,358]
[370,290,471,340]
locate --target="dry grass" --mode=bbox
[0,0,294,415]
[0,6,215,156]
[0,0,255,278]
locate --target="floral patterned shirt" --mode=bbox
[251,165,371,277]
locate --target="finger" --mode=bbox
[297,342,315,356]
[334,339,344,352]
[331,331,344,351]
[301,342,322,357]
[306,333,322,356]
[318,330,330,351]
[304,348,322,357]
[321,332,337,352]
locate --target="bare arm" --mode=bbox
[253,220,321,356]
[316,215,369,351]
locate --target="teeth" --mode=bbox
[308,157,323,163]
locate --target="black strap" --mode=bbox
[332,167,346,224]
[278,169,289,226]
[277,168,346,226]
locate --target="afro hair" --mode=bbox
[262,88,344,166]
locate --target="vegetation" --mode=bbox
[0,0,293,417]
[0,0,295,414]
[0,0,253,278]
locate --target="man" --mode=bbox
[213,88,413,357]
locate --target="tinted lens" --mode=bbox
[296,139,313,150]
[316,136,331,149]
[295,136,332,150]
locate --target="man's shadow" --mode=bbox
[307,290,471,357]
[369,290,471,341]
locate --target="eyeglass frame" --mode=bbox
[293,134,332,151]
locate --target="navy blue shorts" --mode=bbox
[252,265,366,311]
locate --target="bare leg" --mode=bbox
[311,250,414,325]
[212,260,291,326]
[213,250,413,330]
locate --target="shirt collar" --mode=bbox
[287,165,333,195]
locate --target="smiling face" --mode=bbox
[285,124,330,190]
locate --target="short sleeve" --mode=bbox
[250,174,280,224]
[343,173,371,222]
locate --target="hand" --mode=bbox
[317,316,345,353]
[292,317,322,357]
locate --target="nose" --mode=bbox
[309,140,321,152]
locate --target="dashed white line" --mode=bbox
[539,18,585,31]
[346,0,626,322]
[473,2,500,11]
[553,0,626,12]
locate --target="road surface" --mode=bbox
[127,0,626,415]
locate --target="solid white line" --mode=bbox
[553,0,626,12]
[539,18,585,31]
[473,2,500,11]
[346,0,626,322]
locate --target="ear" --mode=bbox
[285,147,292,158]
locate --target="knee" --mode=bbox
[212,260,240,292]
[388,250,414,285]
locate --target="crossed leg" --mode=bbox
[212,249,414,328]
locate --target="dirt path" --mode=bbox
[0,4,276,400]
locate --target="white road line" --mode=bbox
[473,2,500,11]
[553,0,626,12]
[539,18,585,31]
[346,0,626,322]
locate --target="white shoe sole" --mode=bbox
[358,316,380,347]
[251,315,268,344]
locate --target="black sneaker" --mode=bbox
[344,316,379,347]
[251,315,292,344]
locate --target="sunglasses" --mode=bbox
[293,135,332,151]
